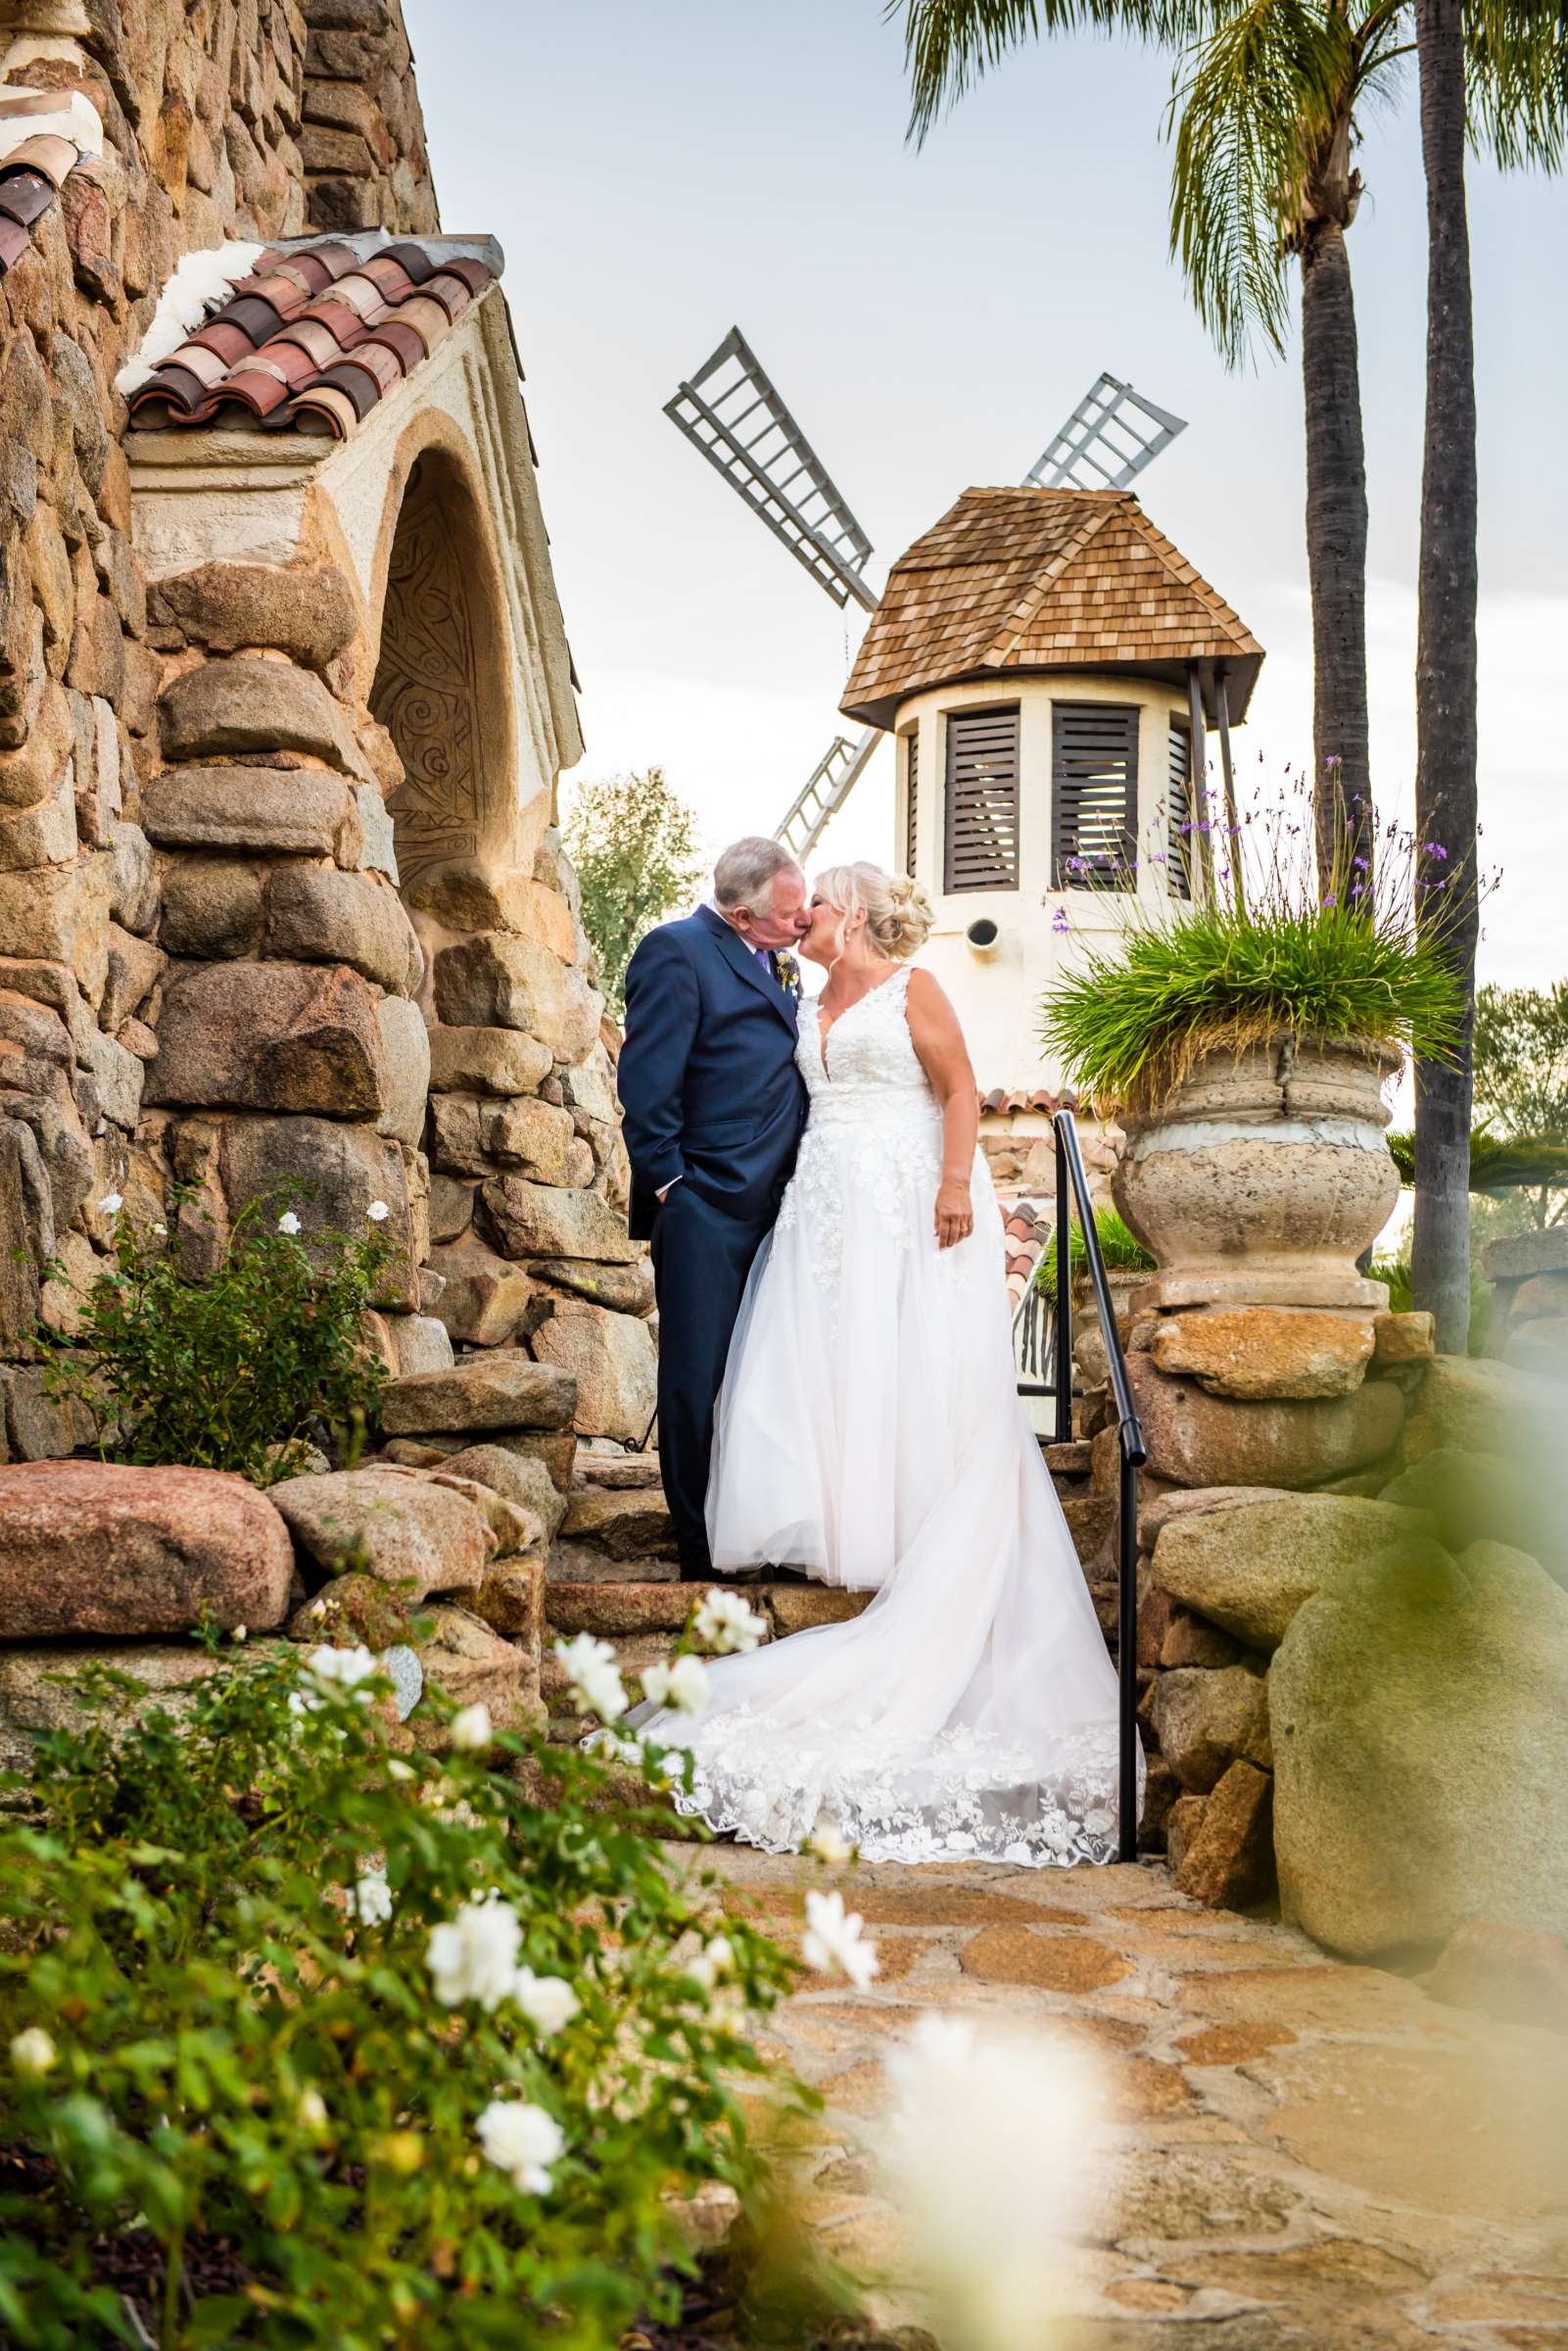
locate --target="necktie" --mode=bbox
[753,946,774,982]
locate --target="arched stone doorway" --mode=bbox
[369,445,517,899]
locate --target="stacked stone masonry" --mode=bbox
[0,0,663,1464]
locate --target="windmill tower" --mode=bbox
[665,330,1264,1193]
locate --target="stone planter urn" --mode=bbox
[1112,1033,1401,1312]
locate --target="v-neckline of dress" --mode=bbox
[815,969,904,1080]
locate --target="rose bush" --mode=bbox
[0,1643,804,2350]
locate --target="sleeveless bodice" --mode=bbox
[775,967,943,1289]
[792,966,937,1129]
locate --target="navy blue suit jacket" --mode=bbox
[619,906,809,1241]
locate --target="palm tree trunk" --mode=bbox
[1299,216,1373,888]
[1410,0,1480,1356]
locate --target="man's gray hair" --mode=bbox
[713,836,800,917]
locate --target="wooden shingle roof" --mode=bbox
[841,487,1263,730]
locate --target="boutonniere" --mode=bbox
[775,950,802,998]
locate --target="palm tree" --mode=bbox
[899,0,1404,883]
[1407,0,1564,1347]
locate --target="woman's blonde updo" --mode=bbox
[814,860,935,964]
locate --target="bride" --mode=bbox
[634,861,1133,1868]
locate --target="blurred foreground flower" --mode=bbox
[803,1889,879,1989]
[879,2012,1106,2351]
[693,1587,767,1654]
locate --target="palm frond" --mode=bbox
[893,0,1217,144]
[1465,0,1568,172]
[1385,1126,1568,1194]
[1166,0,1358,366]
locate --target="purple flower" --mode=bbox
[1353,856,1368,870]
[1051,908,1070,934]
[1322,893,1338,908]
[1150,852,1166,865]
[1424,842,1449,860]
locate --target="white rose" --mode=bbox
[513,1967,580,2037]
[552,1633,627,1722]
[97,1193,123,1216]
[803,1888,879,1991]
[352,1870,394,1927]
[692,1588,766,1655]
[366,1200,390,1223]
[476,2097,564,2194]
[450,1702,493,1752]
[10,2028,56,2079]
[426,1899,523,2012]
[277,1210,302,1236]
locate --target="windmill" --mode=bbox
[664,328,1189,860]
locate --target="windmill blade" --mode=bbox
[1024,373,1187,492]
[775,727,882,861]
[665,326,878,612]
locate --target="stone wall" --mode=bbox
[0,0,442,1454]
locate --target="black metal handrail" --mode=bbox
[1050,1110,1147,1864]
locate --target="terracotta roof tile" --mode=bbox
[125,232,500,442]
[842,487,1263,728]
[0,86,102,280]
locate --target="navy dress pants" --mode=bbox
[650,1181,772,1582]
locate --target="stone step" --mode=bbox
[1042,1437,1093,1478]
[573,1449,665,1492]
[547,1543,680,1585]
[541,1579,872,1744]
[559,1481,677,1561]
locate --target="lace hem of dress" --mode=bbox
[619,1710,1137,1870]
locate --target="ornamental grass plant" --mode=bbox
[1041,777,1476,1113]
[1033,1209,1153,1301]
[0,1642,807,2351]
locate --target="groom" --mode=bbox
[619,838,811,1582]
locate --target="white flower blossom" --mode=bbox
[97,1193,122,1216]
[476,2098,564,2194]
[879,2013,1107,2351]
[692,1587,766,1655]
[685,1935,734,1993]
[513,1967,579,2037]
[289,1644,379,1718]
[153,1223,167,1237]
[232,1625,248,1644]
[552,1633,627,1721]
[803,1889,879,1990]
[808,1821,852,1865]
[10,2028,56,2079]
[352,1870,394,1927]
[276,1210,302,1236]
[641,1653,710,1714]
[426,1898,523,2011]
[450,1702,493,1752]
[297,2088,329,2131]
[366,1200,390,1223]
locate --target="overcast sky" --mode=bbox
[405,0,1568,986]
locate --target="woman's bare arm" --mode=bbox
[906,967,979,1250]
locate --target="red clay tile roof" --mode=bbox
[842,487,1263,730]
[0,87,100,279]
[125,235,499,441]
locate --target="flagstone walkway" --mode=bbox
[710,1848,1568,2348]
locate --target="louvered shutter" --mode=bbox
[1166,720,1194,900]
[1052,703,1138,888]
[903,730,920,876]
[943,706,1020,892]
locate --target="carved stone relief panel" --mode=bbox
[371,461,487,888]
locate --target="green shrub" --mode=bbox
[1033,1209,1153,1301]
[1041,786,1468,1109]
[37,1194,395,1486]
[0,1646,802,2351]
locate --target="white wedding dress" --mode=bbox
[634,966,1136,1868]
